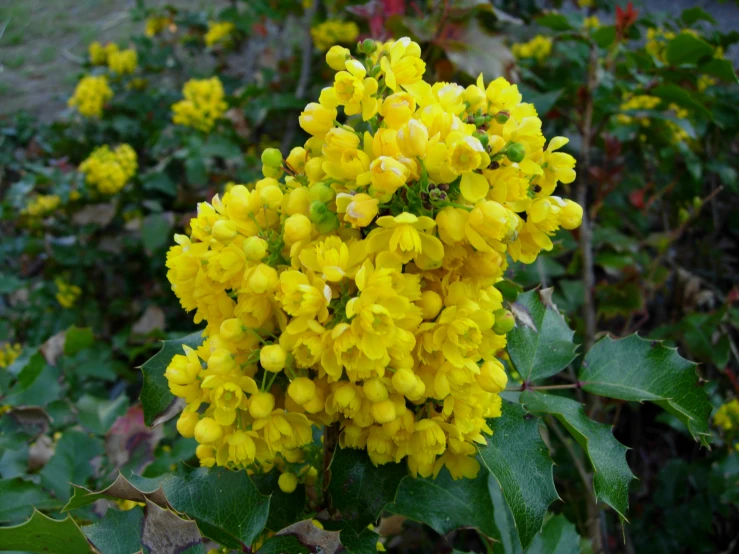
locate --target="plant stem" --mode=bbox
[321,422,340,509]
[505,383,582,392]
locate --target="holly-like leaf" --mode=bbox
[0,478,56,523]
[252,472,307,532]
[525,515,580,554]
[140,332,203,427]
[579,334,711,446]
[507,289,578,383]
[39,431,104,502]
[477,401,559,548]
[259,521,340,554]
[0,510,92,553]
[141,500,205,554]
[665,33,714,66]
[82,507,144,554]
[388,467,498,539]
[339,527,382,554]
[522,391,634,519]
[162,465,269,548]
[326,448,407,532]
[700,58,739,84]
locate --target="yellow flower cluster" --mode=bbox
[89,41,120,65]
[311,20,360,51]
[584,15,600,30]
[68,76,113,118]
[79,144,138,195]
[146,15,173,37]
[108,48,138,75]
[617,95,689,143]
[55,278,82,309]
[205,21,235,47]
[172,77,228,133]
[0,343,22,368]
[23,194,61,217]
[164,37,581,482]
[714,399,739,432]
[512,35,553,62]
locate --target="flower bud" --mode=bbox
[245,263,278,294]
[261,147,283,168]
[492,309,515,335]
[314,212,340,234]
[506,142,526,163]
[416,290,442,320]
[397,119,429,158]
[286,147,308,174]
[495,111,510,124]
[284,213,313,244]
[176,410,199,438]
[304,157,326,182]
[336,192,378,228]
[363,378,389,402]
[558,199,583,230]
[259,185,283,210]
[194,417,223,444]
[249,391,275,418]
[243,236,268,261]
[278,472,298,493]
[309,200,329,224]
[309,182,335,204]
[262,164,284,179]
[260,344,286,373]
[220,318,246,341]
[361,38,377,54]
[476,359,508,393]
[371,399,397,424]
[369,156,410,197]
[288,377,317,405]
[391,368,417,396]
[326,45,350,71]
[208,348,236,374]
[195,444,214,461]
[211,219,238,242]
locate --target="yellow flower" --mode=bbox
[326,45,351,71]
[107,48,137,75]
[368,156,410,199]
[336,193,379,228]
[310,20,359,51]
[0,343,22,369]
[172,77,228,133]
[145,16,172,37]
[68,76,113,118]
[23,195,61,217]
[379,92,416,129]
[333,60,379,121]
[512,35,553,62]
[366,213,444,266]
[380,37,426,91]
[79,144,137,195]
[205,21,235,47]
[714,399,739,432]
[278,472,298,493]
[55,278,82,309]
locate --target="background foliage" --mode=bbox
[1,0,737,553]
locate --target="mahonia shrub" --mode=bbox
[163,37,582,486]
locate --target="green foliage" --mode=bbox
[0,511,91,554]
[580,335,712,445]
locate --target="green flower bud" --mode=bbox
[492,308,516,335]
[261,148,283,169]
[315,212,339,234]
[361,38,377,54]
[309,182,335,204]
[505,142,526,163]
[309,200,329,224]
[495,111,510,124]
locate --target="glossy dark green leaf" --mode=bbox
[507,289,578,383]
[141,213,172,253]
[651,84,712,120]
[252,472,307,532]
[681,6,716,25]
[389,467,498,539]
[0,510,92,553]
[326,448,407,532]
[340,527,382,554]
[525,515,580,554]
[63,326,94,356]
[83,507,144,554]
[522,391,634,518]
[592,25,616,48]
[535,14,574,31]
[140,332,203,427]
[477,402,558,548]
[700,58,739,84]
[77,394,129,435]
[665,33,714,66]
[580,334,711,446]
[39,431,104,502]
[0,478,56,523]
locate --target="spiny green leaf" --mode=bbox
[477,401,559,548]
[700,58,739,84]
[340,527,382,554]
[522,391,634,519]
[141,500,204,554]
[39,431,104,502]
[326,448,407,532]
[388,467,498,539]
[579,334,711,446]
[140,331,203,427]
[507,289,578,383]
[82,507,144,554]
[0,510,92,553]
[252,472,307,532]
[0,478,57,523]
